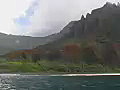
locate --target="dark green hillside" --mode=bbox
[36,2,120,65]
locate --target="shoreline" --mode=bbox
[0,73,120,76]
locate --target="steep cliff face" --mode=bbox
[36,3,120,65]
[37,2,120,49]
[60,2,120,42]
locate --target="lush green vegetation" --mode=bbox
[0,59,120,73]
[4,40,120,74]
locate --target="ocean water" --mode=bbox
[0,74,120,90]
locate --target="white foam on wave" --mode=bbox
[0,74,20,76]
[0,73,120,77]
[50,73,120,76]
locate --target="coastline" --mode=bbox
[1,73,120,76]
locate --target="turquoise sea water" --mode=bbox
[0,74,120,90]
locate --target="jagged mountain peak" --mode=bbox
[42,2,120,44]
[104,2,114,7]
[81,15,85,21]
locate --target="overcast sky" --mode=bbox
[0,0,119,37]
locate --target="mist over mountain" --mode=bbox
[0,33,58,55]
[1,2,120,57]
[35,2,120,65]
[44,2,120,43]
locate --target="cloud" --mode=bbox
[14,0,40,26]
[25,0,107,37]
[13,0,120,37]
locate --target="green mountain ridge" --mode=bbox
[0,33,59,55]
[36,2,120,65]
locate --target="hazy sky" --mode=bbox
[0,0,119,37]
